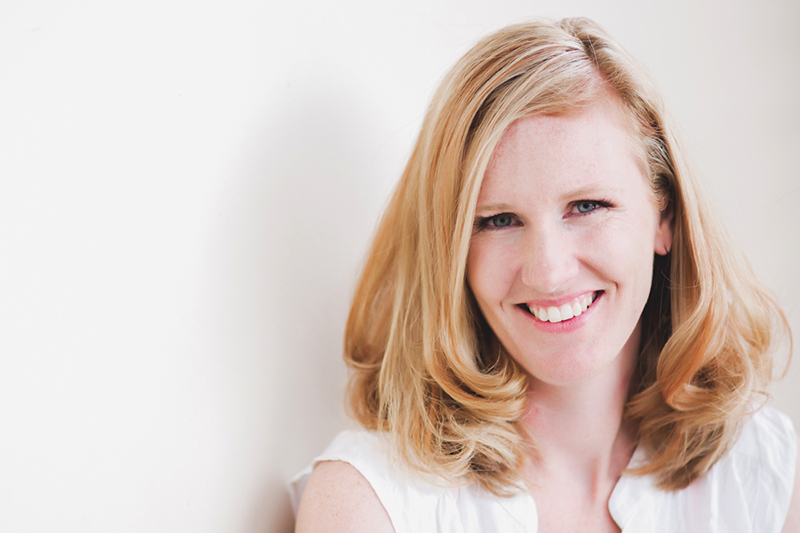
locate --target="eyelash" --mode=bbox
[474,213,518,230]
[474,199,614,230]
[570,198,614,215]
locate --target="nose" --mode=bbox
[520,225,580,294]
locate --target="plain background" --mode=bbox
[1,0,798,531]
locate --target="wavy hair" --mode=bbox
[343,17,790,494]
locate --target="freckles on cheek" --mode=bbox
[469,247,518,306]
[467,243,506,299]
[590,222,641,260]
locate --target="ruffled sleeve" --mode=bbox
[289,430,451,533]
[288,429,538,533]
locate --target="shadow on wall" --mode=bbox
[250,481,294,533]
[222,80,392,532]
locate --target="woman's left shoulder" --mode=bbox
[611,406,797,532]
[733,405,797,464]
[717,406,798,531]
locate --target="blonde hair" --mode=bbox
[343,17,790,494]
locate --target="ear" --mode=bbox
[654,203,674,256]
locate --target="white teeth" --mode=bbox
[528,292,597,324]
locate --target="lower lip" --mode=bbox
[521,292,602,333]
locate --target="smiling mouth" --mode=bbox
[523,292,599,324]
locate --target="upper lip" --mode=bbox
[521,290,598,308]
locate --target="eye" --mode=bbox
[569,199,614,216]
[474,212,518,231]
[488,213,514,227]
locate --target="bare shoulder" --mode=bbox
[295,460,395,533]
[782,435,800,533]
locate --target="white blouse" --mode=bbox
[290,406,796,532]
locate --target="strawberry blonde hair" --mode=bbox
[343,17,790,494]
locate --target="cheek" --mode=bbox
[592,218,657,297]
[593,211,657,259]
[466,243,491,304]
[466,239,515,305]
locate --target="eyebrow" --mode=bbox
[474,184,624,213]
[565,184,624,198]
[474,202,515,213]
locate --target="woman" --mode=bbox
[291,18,799,532]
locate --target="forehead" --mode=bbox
[480,96,642,199]
[492,93,637,164]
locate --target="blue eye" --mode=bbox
[576,201,598,213]
[489,213,513,227]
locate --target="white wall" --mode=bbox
[1,1,797,531]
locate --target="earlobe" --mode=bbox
[655,204,674,256]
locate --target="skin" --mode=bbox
[466,97,672,390]
[295,460,394,532]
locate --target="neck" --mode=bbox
[521,325,640,493]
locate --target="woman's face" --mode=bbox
[466,96,672,387]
